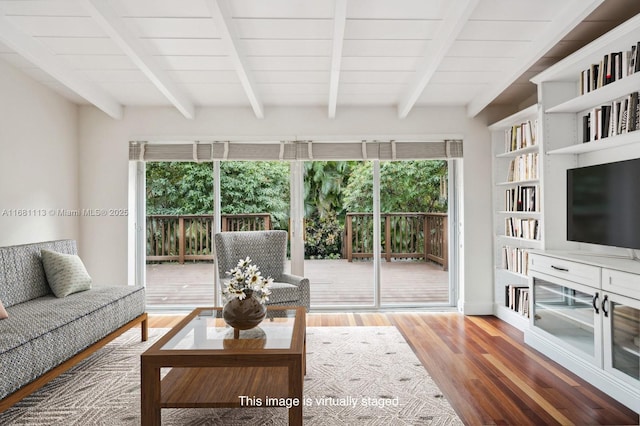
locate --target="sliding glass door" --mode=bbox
[303,160,375,307]
[143,160,290,310]
[379,160,451,307]
[301,159,455,309]
[144,161,215,309]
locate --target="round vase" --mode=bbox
[222,289,267,330]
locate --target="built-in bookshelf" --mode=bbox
[524,12,640,412]
[489,104,540,330]
[535,13,640,157]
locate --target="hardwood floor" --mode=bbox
[147,312,639,425]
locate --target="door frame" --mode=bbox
[130,158,460,311]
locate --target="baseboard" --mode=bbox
[457,300,493,315]
[493,304,529,331]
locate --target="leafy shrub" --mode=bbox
[305,212,342,259]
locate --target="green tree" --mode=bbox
[146,162,213,214]
[220,161,290,229]
[342,160,448,213]
[303,161,354,218]
[146,161,290,229]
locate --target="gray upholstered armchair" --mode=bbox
[214,230,310,312]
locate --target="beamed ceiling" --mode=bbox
[0,0,639,120]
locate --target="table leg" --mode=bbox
[141,361,161,426]
[288,358,303,426]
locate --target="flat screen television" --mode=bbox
[567,158,640,250]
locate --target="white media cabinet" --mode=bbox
[526,251,640,412]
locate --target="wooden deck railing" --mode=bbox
[146,214,271,263]
[345,212,448,270]
[147,212,447,270]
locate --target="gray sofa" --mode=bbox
[0,239,147,411]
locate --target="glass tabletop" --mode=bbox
[161,308,298,351]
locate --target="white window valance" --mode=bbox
[129,140,463,162]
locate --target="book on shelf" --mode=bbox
[501,246,529,275]
[505,285,530,318]
[582,91,640,142]
[628,94,636,132]
[506,152,538,182]
[580,69,590,94]
[505,217,540,240]
[504,185,538,212]
[504,119,537,152]
[579,41,640,95]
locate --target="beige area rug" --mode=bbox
[0,327,462,425]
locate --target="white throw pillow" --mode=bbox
[41,249,92,298]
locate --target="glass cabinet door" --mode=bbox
[604,292,640,385]
[531,273,601,364]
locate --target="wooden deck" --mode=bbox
[145,259,449,308]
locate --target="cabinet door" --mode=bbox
[531,271,602,366]
[603,292,640,386]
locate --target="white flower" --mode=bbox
[237,256,251,268]
[247,272,262,287]
[260,277,273,292]
[223,258,272,304]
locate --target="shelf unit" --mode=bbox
[489,104,541,330]
[520,12,640,412]
[532,13,640,160]
[547,130,639,155]
[545,71,640,114]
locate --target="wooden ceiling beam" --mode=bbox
[206,0,264,119]
[328,0,347,119]
[397,0,479,119]
[0,13,123,119]
[80,0,196,119]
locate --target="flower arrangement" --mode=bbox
[223,257,272,304]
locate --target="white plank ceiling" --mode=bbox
[0,0,635,119]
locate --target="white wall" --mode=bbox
[459,112,494,314]
[78,105,494,313]
[0,59,79,247]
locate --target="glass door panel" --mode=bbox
[303,161,374,307]
[145,161,215,308]
[607,295,640,383]
[532,275,597,358]
[379,160,450,306]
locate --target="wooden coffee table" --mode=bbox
[141,306,306,425]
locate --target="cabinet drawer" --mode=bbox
[529,254,600,288]
[602,269,640,299]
